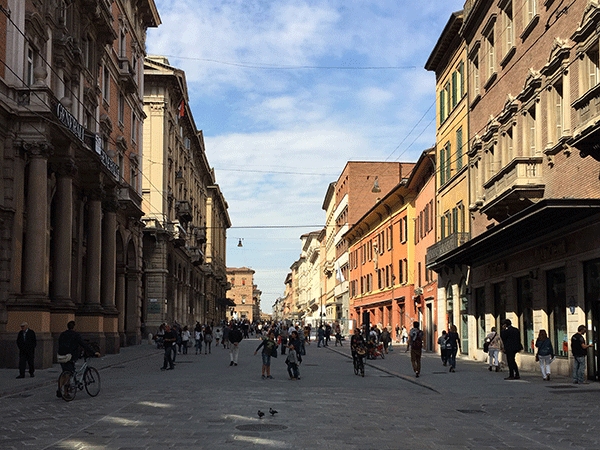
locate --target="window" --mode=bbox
[439,145,446,185]
[547,268,567,357]
[440,215,446,240]
[501,1,514,56]
[501,125,513,167]
[551,81,564,144]
[517,276,534,354]
[26,48,35,86]
[526,105,536,156]
[583,42,600,93]
[456,127,463,170]
[457,61,464,100]
[103,66,110,102]
[120,29,127,58]
[475,287,486,348]
[118,93,125,126]
[451,70,458,108]
[131,113,137,143]
[130,163,137,191]
[469,44,480,98]
[525,0,537,24]
[484,23,495,79]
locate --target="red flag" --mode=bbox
[178,99,185,117]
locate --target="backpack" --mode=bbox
[411,330,423,350]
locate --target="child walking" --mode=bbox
[285,343,300,380]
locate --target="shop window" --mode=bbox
[517,275,535,354]
[475,286,486,348]
[460,282,469,355]
[547,267,567,357]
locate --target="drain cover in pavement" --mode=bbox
[236,424,288,432]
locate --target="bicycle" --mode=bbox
[353,347,366,377]
[58,356,101,402]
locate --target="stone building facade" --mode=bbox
[0,0,160,368]
[429,0,600,380]
[227,267,255,322]
[142,56,230,331]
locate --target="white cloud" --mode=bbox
[148,0,465,311]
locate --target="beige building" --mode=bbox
[142,56,230,331]
[425,10,471,353]
[227,267,256,322]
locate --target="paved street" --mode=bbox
[1,339,600,449]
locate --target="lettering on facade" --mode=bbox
[535,239,567,262]
[485,261,507,277]
[93,133,120,181]
[55,102,85,142]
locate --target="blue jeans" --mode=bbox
[449,348,458,369]
[287,362,299,378]
[573,355,586,383]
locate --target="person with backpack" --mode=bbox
[447,324,461,372]
[485,327,503,372]
[437,330,449,366]
[409,321,424,377]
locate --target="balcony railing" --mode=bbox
[426,232,470,266]
[480,156,544,221]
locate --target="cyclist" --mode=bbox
[56,321,100,398]
[350,327,366,367]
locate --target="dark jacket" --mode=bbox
[58,329,96,360]
[16,328,37,353]
[501,326,523,353]
[228,328,243,344]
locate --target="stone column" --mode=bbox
[22,142,52,297]
[102,194,119,353]
[78,188,105,352]
[116,267,126,346]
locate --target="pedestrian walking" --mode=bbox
[317,325,325,347]
[447,324,460,372]
[214,326,223,347]
[437,330,449,366]
[324,324,331,347]
[181,326,190,355]
[409,322,424,377]
[485,327,503,372]
[380,327,391,354]
[402,325,409,351]
[285,343,300,380]
[501,319,523,380]
[204,325,213,354]
[571,325,591,384]
[194,323,203,355]
[222,324,230,349]
[535,329,554,381]
[16,322,36,378]
[160,324,176,370]
[254,331,277,379]
[228,323,243,366]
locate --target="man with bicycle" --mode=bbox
[56,321,100,398]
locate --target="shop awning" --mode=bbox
[428,199,600,270]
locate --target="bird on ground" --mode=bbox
[269,408,278,416]
[257,410,265,419]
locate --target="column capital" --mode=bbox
[85,187,105,202]
[52,158,78,178]
[22,141,53,159]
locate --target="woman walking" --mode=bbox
[486,327,503,372]
[181,326,190,354]
[535,329,554,381]
[204,325,213,354]
[447,324,461,372]
[254,331,277,379]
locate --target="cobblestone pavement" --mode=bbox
[1,339,600,449]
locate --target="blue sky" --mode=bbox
[147,0,464,313]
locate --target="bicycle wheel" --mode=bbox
[380,352,385,359]
[353,357,359,375]
[359,359,365,377]
[59,371,76,402]
[83,367,101,397]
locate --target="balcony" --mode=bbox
[480,157,545,222]
[426,232,470,267]
[176,200,193,223]
[118,184,143,218]
[166,221,186,247]
[81,0,117,45]
[117,56,137,94]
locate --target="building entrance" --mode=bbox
[584,259,600,381]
